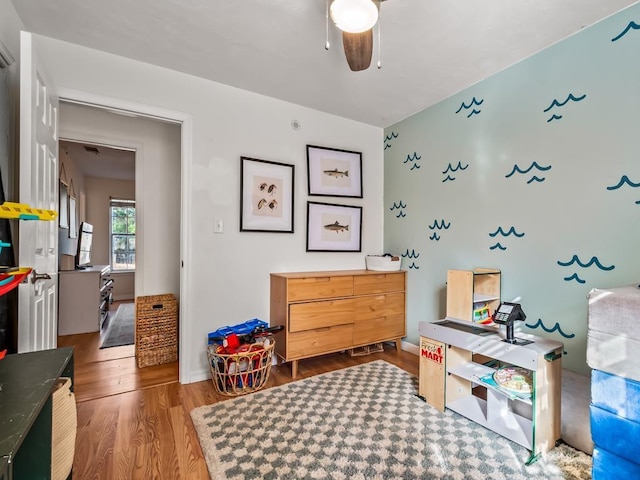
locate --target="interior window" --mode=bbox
[110,198,135,271]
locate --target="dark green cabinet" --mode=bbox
[0,347,74,479]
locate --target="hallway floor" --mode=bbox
[57,301,179,402]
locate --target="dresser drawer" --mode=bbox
[288,275,353,302]
[288,323,354,358]
[289,298,355,332]
[354,314,405,345]
[354,272,404,295]
[355,292,405,321]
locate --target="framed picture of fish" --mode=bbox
[240,156,295,233]
[306,145,363,198]
[306,201,362,252]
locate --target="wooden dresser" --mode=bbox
[270,269,406,378]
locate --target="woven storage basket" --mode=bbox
[135,293,178,368]
[207,340,275,396]
[51,377,76,480]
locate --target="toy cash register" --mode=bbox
[492,302,533,345]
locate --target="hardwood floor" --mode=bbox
[70,345,419,479]
[57,300,179,403]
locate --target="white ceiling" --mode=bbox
[60,139,135,181]
[11,0,638,128]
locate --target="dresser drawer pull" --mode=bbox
[315,277,330,283]
[315,327,331,332]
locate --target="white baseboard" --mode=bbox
[401,340,419,356]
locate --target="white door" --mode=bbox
[17,32,59,352]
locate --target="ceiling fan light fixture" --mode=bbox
[330,0,378,34]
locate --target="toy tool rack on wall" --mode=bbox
[0,201,57,296]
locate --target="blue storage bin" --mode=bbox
[591,404,640,466]
[593,446,640,479]
[591,369,640,423]
[208,318,268,344]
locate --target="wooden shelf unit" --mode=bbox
[446,268,501,323]
[419,318,563,462]
[270,270,406,378]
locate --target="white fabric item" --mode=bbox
[587,330,640,383]
[561,369,593,454]
[587,285,640,338]
[587,284,640,380]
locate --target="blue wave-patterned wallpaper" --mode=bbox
[382,3,640,373]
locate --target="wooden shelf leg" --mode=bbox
[291,360,298,379]
[395,338,402,352]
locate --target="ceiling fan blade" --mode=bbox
[342,29,373,71]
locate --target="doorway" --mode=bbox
[56,101,182,402]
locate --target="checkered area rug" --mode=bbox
[190,360,591,480]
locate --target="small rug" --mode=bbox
[100,302,134,348]
[190,360,592,480]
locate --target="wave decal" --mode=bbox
[607,175,640,190]
[557,255,615,271]
[525,319,576,339]
[563,273,586,284]
[403,152,422,171]
[527,176,546,184]
[506,161,551,183]
[409,262,420,269]
[384,132,399,142]
[429,233,440,241]
[489,226,525,238]
[467,109,481,118]
[442,161,469,174]
[384,131,399,149]
[506,162,552,177]
[455,96,484,115]
[443,161,469,173]
[612,21,640,42]
[442,175,456,183]
[544,93,586,123]
[428,219,451,230]
[544,93,587,112]
[607,175,640,204]
[390,200,407,218]
[489,226,524,251]
[401,249,420,259]
[404,152,422,163]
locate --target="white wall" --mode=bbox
[33,35,383,382]
[60,102,180,301]
[84,175,136,300]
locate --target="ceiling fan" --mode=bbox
[327,0,387,71]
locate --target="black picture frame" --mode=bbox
[240,156,295,233]
[306,145,363,198]
[306,201,362,252]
